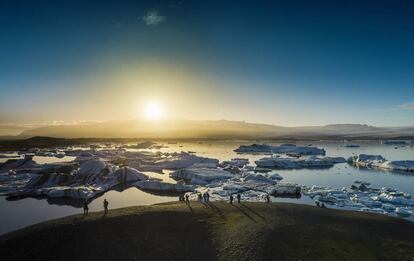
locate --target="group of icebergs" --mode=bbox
[0,145,303,203]
[0,142,413,221]
[348,154,414,172]
[303,181,414,218]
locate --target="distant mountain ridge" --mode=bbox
[2,119,414,140]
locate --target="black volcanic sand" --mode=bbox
[1,202,413,261]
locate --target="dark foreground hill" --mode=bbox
[1,202,413,261]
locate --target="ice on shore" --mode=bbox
[348,154,414,172]
[235,144,326,156]
[255,156,346,169]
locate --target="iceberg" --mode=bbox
[46,186,96,199]
[0,156,39,172]
[134,180,194,193]
[112,167,149,183]
[348,154,414,172]
[155,152,219,169]
[235,144,326,155]
[395,208,412,217]
[269,183,301,196]
[170,168,233,185]
[255,156,346,169]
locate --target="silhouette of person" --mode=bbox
[237,193,241,204]
[185,194,189,203]
[198,193,202,202]
[203,192,207,202]
[265,194,270,203]
[229,195,234,204]
[321,202,327,208]
[316,201,320,207]
[83,200,89,216]
[206,192,210,202]
[103,199,109,214]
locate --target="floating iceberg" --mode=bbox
[46,186,96,199]
[269,183,301,196]
[344,144,360,148]
[235,144,326,155]
[255,156,345,169]
[0,156,39,172]
[170,168,233,185]
[26,173,73,188]
[303,182,414,219]
[134,180,194,193]
[395,208,413,217]
[155,152,219,169]
[383,140,408,145]
[348,154,414,172]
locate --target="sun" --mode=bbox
[144,101,163,120]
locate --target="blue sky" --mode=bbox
[0,0,413,126]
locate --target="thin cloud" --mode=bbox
[142,10,166,26]
[399,103,414,110]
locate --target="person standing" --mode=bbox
[206,191,210,202]
[83,200,89,216]
[237,193,241,204]
[185,194,189,203]
[103,199,109,214]
[229,195,234,204]
[265,194,270,204]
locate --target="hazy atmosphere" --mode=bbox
[1,0,414,131]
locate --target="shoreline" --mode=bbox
[1,201,414,260]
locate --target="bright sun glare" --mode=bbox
[144,102,163,120]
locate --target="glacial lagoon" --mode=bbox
[0,140,413,234]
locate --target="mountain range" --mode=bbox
[1,119,414,140]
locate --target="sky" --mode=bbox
[0,0,414,127]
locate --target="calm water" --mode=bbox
[0,141,413,234]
